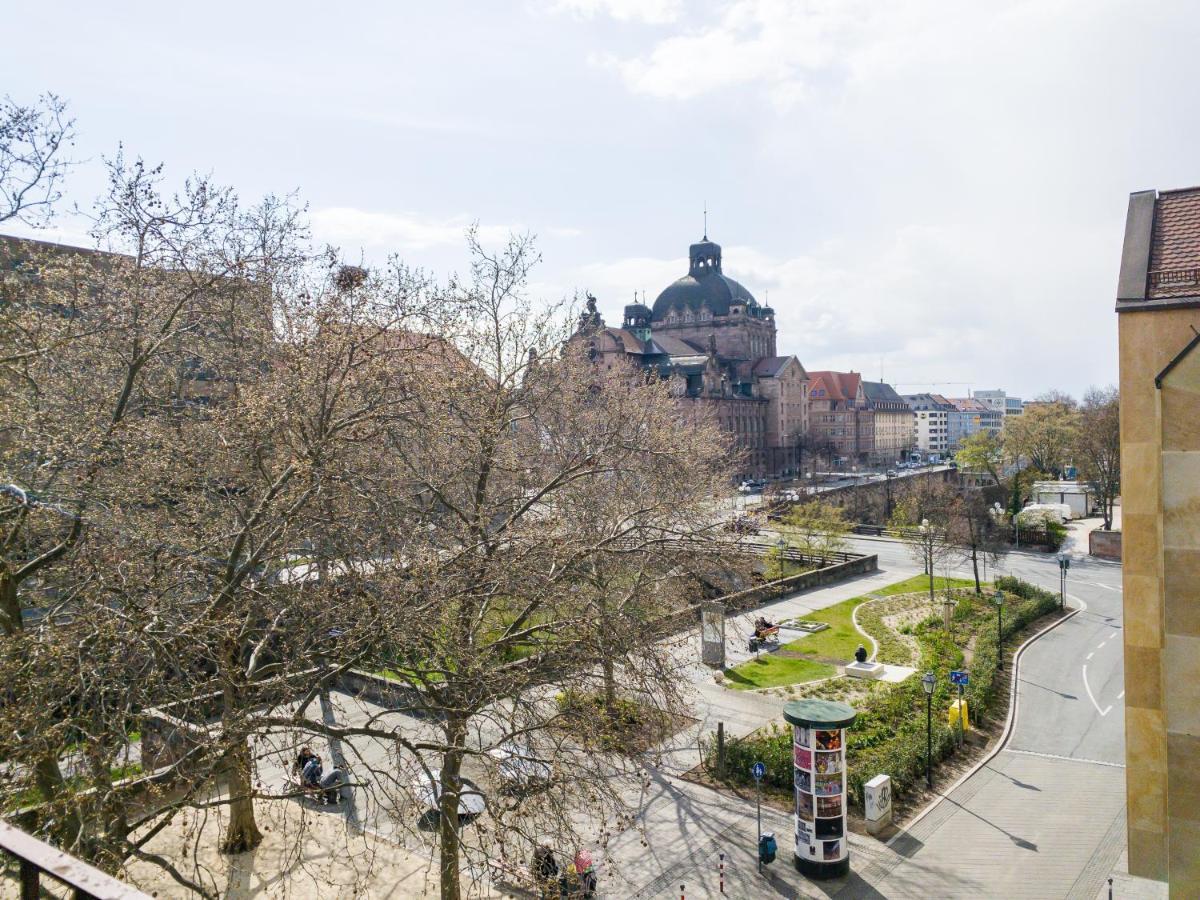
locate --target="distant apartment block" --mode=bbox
[973,388,1023,419]
[807,372,913,465]
[901,393,955,456]
[947,396,1003,448]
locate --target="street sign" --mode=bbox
[950,670,969,686]
[751,761,766,781]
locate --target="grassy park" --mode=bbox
[707,575,1062,808]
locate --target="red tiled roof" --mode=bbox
[807,370,861,402]
[1148,188,1200,299]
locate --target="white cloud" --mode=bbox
[550,0,683,25]
[596,0,1037,106]
[310,208,517,253]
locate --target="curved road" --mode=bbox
[855,538,1129,899]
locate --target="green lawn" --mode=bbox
[723,656,836,690]
[723,574,988,691]
[781,595,872,660]
[874,574,977,596]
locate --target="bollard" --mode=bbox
[719,852,725,894]
[680,884,685,900]
[1108,876,1113,899]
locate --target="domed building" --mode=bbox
[650,236,778,361]
[572,235,809,480]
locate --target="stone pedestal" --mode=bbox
[845,660,886,680]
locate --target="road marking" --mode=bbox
[1118,690,1125,699]
[1087,652,1094,660]
[1097,641,1107,650]
[1082,664,1112,717]
[1005,748,1126,768]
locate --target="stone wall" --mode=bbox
[1089,529,1122,561]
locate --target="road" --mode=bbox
[851,536,1131,899]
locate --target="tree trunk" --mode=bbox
[438,720,467,900]
[971,544,981,595]
[602,657,616,711]
[927,547,935,603]
[220,736,262,854]
[219,668,261,855]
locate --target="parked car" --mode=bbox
[413,769,487,829]
[488,743,552,792]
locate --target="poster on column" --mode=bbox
[794,745,812,769]
[814,774,842,796]
[795,725,811,748]
[815,729,842,750]
[796,817,812,847]
[796,788,814,821]
[814,751,841,774]
[817,795,842,818]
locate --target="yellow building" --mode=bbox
[1116,186,1200,892]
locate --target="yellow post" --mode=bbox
[947,698,970,731]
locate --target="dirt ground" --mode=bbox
[116,797,499,899]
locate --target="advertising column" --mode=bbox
[783,699,857,879]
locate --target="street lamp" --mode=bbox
[776,535,788,575]
[921,672,936,788]
[1057,552,1070,611]
[993,590,1005,671]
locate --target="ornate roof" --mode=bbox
[651,236,759,321]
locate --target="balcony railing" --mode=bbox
[0,819,152,900]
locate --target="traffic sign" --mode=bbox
[751,761,766,781]
[950,670,969,686]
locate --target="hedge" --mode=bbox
[703,577,1061,810]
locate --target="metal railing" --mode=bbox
[0,819,152,900]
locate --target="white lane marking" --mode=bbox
[1118,690,1125,699]
[1097,641,1107,650]
[1083,664,1112,717]
[1005,748,1125,768]
[1087,652,1094,660]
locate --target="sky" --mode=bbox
[6,0,1200,398]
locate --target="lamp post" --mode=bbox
[993,590,1005,671]
[777,535,788,577]
[921,672,936,788]
[1057,552,1070,611]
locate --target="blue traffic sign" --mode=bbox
[751,761,766,781]
[950,670,969,686]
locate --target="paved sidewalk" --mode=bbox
[858,751,1126,898]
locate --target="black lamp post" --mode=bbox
[921,671,936,788]
[993,590,1005,671]
[1057,552,1070,611]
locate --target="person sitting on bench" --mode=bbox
[754,616,777,638]
[320,764,348,805]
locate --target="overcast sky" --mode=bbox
[7,0,1199,397]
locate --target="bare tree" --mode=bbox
[947,489,1007,594]
[779,500,850,565]
[1076,386,1120,530]
[245,232,742,900]
[890,480,957,603]
[0,93,74,226]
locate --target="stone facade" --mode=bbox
[574,236,807,479]
[1115,186,1200,891]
